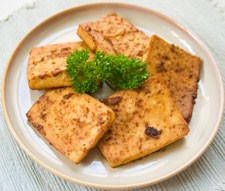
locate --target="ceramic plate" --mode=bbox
[2,3,224,190]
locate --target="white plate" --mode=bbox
[2,3,224,190]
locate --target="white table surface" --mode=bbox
[1,0,225,21]
[0,0,36,20]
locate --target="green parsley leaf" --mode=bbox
[66,50,99,93]
[66,50,149,93]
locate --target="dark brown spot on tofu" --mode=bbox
[174,68,183,73]
[170,44,176,53]
[40,112,46,120]
[96,117,105,126]
[161,55,169,60]
[145,124,162,139]
[156,61,166,72]
[192,91,197,99]
[55,52,71,57]
[136,50,144,57]
[36,124,44,131]
[138,85,150,93]
[51,50,56,54]
[108,96,122,105]
[38,74,45,79]
[105,136,112,142]
[157,147,167,152]
[99,98,109,106]
[63,93,74,99]
[86,26,92,32]
[52,68,61,76]
[189,74,193,78]
[135,99,143,107]
[61,47,71,52]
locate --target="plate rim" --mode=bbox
[2,2,225,190]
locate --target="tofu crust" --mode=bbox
[143,35,201,122]
[27,41,93,90]
[98,76,189,167]
[77,13,150,59]
[26,87,115,164]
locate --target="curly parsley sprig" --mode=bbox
[66,50,149,93]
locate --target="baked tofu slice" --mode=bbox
[26,87,115,164]
[27,41,93,90]
[98,76,189,167]
[143,35,201,122]
[77,13,150,59]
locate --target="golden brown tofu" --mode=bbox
[27,41,93,90]
[77,13,150,59]
[143,35,201,122]
[26,87,115,164]
[98,76,189,167]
